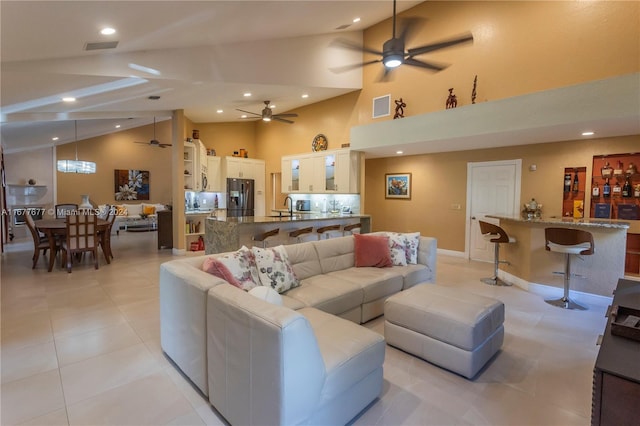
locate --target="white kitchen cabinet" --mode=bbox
[183,143,197,191]
[281,149,360,194]
[206,156,223,191]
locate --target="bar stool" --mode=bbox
[289,226,314,244]
[544,227,594,310]
[252,228,280,248]
[479,220,516,286]
[342,223,362,236]
[316,224,341,240]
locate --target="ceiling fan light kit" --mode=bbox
[57,121,97,174]
[237,100,298,124]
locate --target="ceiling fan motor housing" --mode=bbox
[383,38,405,68]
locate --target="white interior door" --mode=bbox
[467,160,521,262]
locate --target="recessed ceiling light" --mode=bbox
[301,93,309,98]
[243,92,252,97]
[353,17,361,23]
[52,137,59,141]
[582,131,595,136]
[396,150,403,155]
[115,124,121,128]
[241,114,247,118]
[62,97,76,102]
[216,109,223,113]
[100,27,116,35]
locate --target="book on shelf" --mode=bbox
[593,203,611,219]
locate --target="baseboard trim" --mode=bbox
[437,249,466,258]
[172,248,186,256]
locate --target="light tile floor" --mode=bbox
[1,231,610,425]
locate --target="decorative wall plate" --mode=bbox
[312,134,328,152]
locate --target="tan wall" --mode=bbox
[365,135,639,252]
[354,1,639,125]
[56,121,173,206]
[190,122,257,158]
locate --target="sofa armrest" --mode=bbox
[207,285,326,426]
[160,258,226,395]
[418,236,437,282]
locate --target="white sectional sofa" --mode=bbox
[160,234,437,424]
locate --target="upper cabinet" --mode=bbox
[206,156,223,192]
[183,143,197,191]
[281,149,360,194]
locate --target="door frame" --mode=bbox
[464,159,522,259]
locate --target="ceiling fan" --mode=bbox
[134,117,172,148]
[332,0,473,77]
[237,101,298,124]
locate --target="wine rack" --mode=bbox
[562,166,586,218]
[590,153,640,276]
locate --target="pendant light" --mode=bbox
[56,121,96,174]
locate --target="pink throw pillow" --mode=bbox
[202,257,243,288]
[354,234,393,268]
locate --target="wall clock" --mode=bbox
[312,134,328,152]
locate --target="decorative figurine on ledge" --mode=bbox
[471,75,477,104]
[445,88,457,109]
[393,98,406,119]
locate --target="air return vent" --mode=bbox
[335,24,352,30]
[372,94,391,118]
[84,41,119,51]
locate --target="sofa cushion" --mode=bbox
[328,267,403,303]
[299,307,385,403]
[122,203,142,216]
[252,245,300,293]
[202,246,260,291]
[284,241,323,280]
[285,275,363,316]
[313,236,355,273]
[394,264,430,290]
[354,234,392,268]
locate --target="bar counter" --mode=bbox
[204,213,370,254]
[486,215,630,297]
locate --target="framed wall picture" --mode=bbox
[114,169,150,200]
[385,173,411,199]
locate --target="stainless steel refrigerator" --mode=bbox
[227,178,255,217]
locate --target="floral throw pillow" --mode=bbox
[404,232,420,264]
[251,245,300,294]
[387,233,408,266]
[202,246,260,291]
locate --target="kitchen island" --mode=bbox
[204,213,370,254]
[486,215,629,297]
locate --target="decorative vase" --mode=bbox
[79,195,92,209]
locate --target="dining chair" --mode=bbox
[61,210,99,273]
[24,210,53,269]
[100,207,116,263]
[55,203,78,219]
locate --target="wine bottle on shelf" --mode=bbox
[592,181,600,197]
[564,173,572,193]
[622,178,631,197]
[572,173,579,192]
[603,178,611,197]
[601,162,613,178]
[613,180,622,195]
[613,161,624,177]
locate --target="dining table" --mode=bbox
[34,218,111,272]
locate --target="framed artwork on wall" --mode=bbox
[385,173,411,199]
[114,169,150,200]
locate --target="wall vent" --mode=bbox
[84,41,119,51]
[372,94,391,119]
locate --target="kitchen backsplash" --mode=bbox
[287,194,360,214]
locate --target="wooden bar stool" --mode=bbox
[342,223,361,236]
[252,228,280,248]
[316,224,341,240]
[479,220,516,286]
[289,226,314,244]
[544,227,594,310]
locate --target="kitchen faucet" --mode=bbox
[284,196,293,218]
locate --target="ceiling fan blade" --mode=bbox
[329,59,382,74]
[404,57,447,71]
[375,66,395,83]
[274,113,298,118]
[407,32,474,57]
[236,109,261,117]
[330,37,383,56]
[134,141,148,145]
[273,117,294,124]
[158,144,172,148]
[397,17,425,45]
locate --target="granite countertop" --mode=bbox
[209,213,370,224]
[487,215,630,229]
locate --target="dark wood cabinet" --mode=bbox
[592,279,640,426]
[157,210,173,249]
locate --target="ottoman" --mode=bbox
[384,284,504,379]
